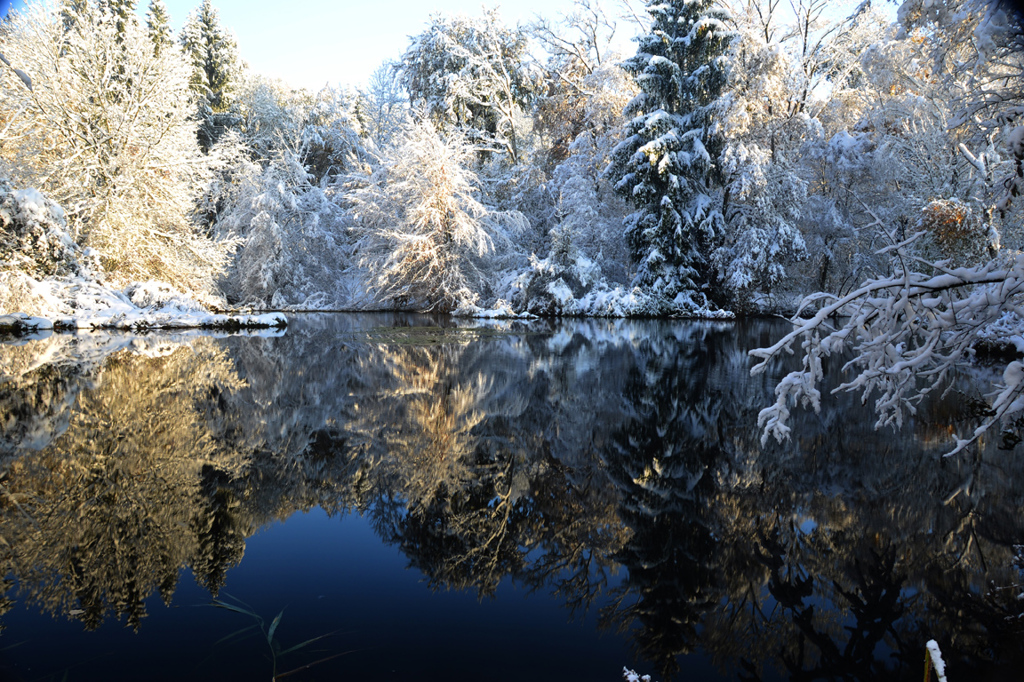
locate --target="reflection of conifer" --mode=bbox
[601,335,728,677]
[190,466,246,598]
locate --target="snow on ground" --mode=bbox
[0,276,287,334]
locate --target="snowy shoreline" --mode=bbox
[0,310,287,335]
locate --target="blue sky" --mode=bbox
[1,0,608,89]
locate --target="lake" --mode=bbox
[0,314,1021,681]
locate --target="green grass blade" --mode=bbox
[276,631,336,657]
[274,650,356,679]
[219,592,258,613]
[267,610,284,645]
[211,600,259,618]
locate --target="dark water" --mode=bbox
[0,314,1021,682]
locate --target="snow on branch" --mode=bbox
[0,52,32,91]
[751,239,1024,455]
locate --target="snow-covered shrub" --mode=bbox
[123,281,209,313]
[513,255,595,316]
[529,25,636,278]
[194,131,262,231]
[348,120,514,313]
[300,86,367,183]
[548,128,632,285]
[507,253,734,319]
[0,180,85,318]
[232,74,303,166]
[0,181,80,280]
[0,272,67,321]
[711,19,817,306]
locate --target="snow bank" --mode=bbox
[0,274,287,333]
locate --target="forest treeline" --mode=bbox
[0,0,1019,317]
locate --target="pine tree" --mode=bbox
[60,0,89,32]
[145,0,173,56]
[104,0,136,41]
[179,0,240,151]
[606,0,735,313]
[59,0,89,54]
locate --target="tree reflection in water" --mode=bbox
[0,315,1022,680]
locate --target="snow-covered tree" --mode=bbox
[894,0,1024,249]
[144,0,173,56]
[532,0,622,168]
[179,0,241,151]
[708,2,814,305]
[544,62,636,283]
[752,0,1024,455]
[359,61,408,149]
[54,0,91,39]
[398,9,543,164]
[300,85,366,183]
[101,0,135,40]
[348,120,509,312]
[230,73,303,165]
[0,2,232,293]
[606,0,737,313]
[213,144,352,309]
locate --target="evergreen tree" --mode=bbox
[145,0,173,56]
[103,0,136,41]
[179,0,240,151]
[59,0,89,46]
[606,0,735,313]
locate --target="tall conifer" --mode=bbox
[606,0,735,312]
[179,0,240,150]
[145,0,173,56]
[104,0,136,41]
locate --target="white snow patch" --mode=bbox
[0,275,287,333]
[925,640,947,682]
[453,299,536,319]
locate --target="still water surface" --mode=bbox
[0,314,1021,681]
